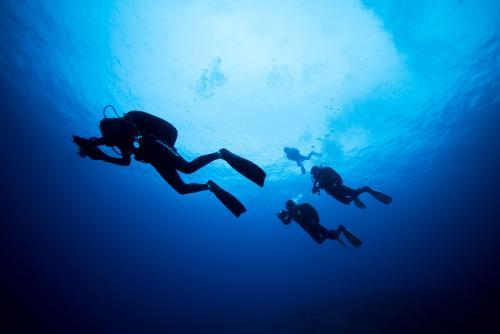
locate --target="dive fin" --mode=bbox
[339,225,362,248]
[300,164,306,175]
[367,188,392,204]
[220,149,266,187]
[353,197,366,209]
[207,180,247,217]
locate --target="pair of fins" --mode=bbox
[208,149,267,217]
[353,187,393,209]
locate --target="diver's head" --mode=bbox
[99,118,136,146]
[284,147,291,153]
[285,199,297,211]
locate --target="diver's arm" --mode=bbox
[86,147,131,166]
[312,180,320,194]
[88,137,106,146]
[298,153,309,162]
[75,136,106,146]
[73,135,132,165]
[99,150,131,166]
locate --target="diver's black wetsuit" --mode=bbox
[278,203,340,244]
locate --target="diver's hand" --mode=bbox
[73,135,91,158]
[277,209,291,224]
[89,137,101,145]
[73,135,90,147]
[73,136,103,159]
[312,186,320,195]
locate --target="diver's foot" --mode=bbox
[353,197,367,209]
[218,148,230,159]
[207,180,216,191]
[329,228,341,239]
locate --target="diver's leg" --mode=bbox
[342,185,391,205]
[325,187,353,205]
[318,225,340,239]
[152,163,208,194]
[299,162,306,175]
[304,151,321,160]
[316,225,345,246]
[354,186,371,197]
[338,185,368,209]
[174,152,220,174]
[330,228,347,246]
[304,225,327,244]
[339,185,371,198]
[310,232,328,244]
[338,185,358,197]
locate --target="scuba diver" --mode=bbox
[283,147,321,174]
[73,108,266,217]
[276,200,362,247]
[310,165,392,209]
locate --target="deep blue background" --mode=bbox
[1,1,499,333]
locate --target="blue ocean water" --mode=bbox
[1,0,499,333]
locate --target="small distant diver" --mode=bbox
[283,147,321,174]
[310,165,392,209]
[277,200,362,247]
[72,107,266,217]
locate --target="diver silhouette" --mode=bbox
[310,165,392,209]
[277,200,362,247]
[283,147,321,174]
[73,110,266,217]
